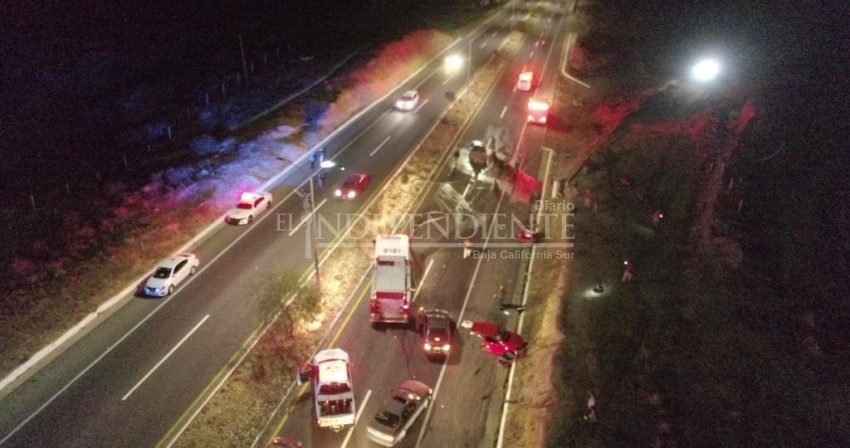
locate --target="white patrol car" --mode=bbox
[226,191,272,225]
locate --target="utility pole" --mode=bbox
[308,174,321,291]
[238,34,248,81]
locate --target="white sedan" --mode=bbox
[395,90,419,111]
[144,253,200,297]
[225,191,273,225]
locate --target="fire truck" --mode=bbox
[527,98,550,125]
[369,235,415,325]
[296,348,356,431]
[517,68,533,91]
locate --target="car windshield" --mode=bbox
[402,93,416,100]
[374,407,402,428]
[236,202,253,209]
[318,382,351,395]
[428,327,449,341]
[343,179,357,188]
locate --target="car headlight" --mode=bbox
[424,343,432,351]
[334,189,342,197]
[442,344,451,352]
[347,191,356,199]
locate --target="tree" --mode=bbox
[252,270,321,334]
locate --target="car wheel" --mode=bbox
[248,215,254,223]
[190,266,196,275]
[168,285,175,295]
[267,201,271,209]
[503,351,517,361]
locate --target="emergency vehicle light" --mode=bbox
[528,100,549,111]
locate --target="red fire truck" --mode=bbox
[527,98,550,125]
[369,235,415,326]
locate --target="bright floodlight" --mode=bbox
[691,58,720,82]
[444,54,463,71]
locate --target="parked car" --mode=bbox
[367,379,433,446]
[226,191,273,225]
[144,253,200,297]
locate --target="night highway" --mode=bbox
[0,2,569,447]
[263,3,569,448]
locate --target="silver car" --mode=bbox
[143,253,199,297]
[366,379,432,446]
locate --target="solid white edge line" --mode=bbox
[122,315,210,401]
[340,389,372,448]
[495,149,553,448]
[369,135,393,157]
[412,259,435,303]
[560,33,591,89]
[287,198,329,236]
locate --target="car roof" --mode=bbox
[156,254,193,268]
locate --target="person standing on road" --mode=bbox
[448,150,460,176]
[463,239,474,259]
[621,261,636,282]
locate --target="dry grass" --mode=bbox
[505,222,571,448]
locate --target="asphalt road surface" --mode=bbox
[265,2,570,448]
[0,2,569,447]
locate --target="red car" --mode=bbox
[334,173,371,200]
[461,320,527,361]
[267,437,303,448]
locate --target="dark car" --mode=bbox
[334,173,371,200]
[420,309,454,357]
[461,320,527,361]
[366,379,433,446]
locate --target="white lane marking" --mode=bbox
[369,135,392,157]
[415,186,510,448]
[287,198,328,236]
[500,106,508,119]
[529,50,535,58]
[122,315,210,401]
[534,41,539,48]
[412,259,434,303]
[340,389,372,448]
[441,74,453,85]
[479,41,487,49]
[414,99,429,114]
